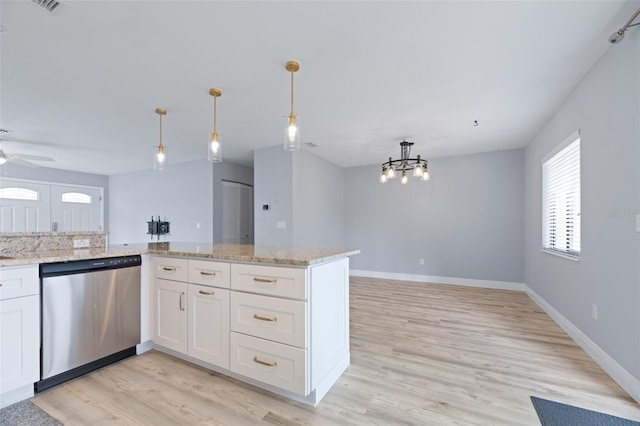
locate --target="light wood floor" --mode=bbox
[33,277,640,425]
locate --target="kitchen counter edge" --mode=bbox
[0,244,361,268]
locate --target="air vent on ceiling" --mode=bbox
[29,0,61,12]
[0,129,11,137]
[305,142,318,148]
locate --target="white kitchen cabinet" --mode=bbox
[0,265,40,409]
[153,257,230,370]
[188,284,229,368]
[153,278,188,354]
[151,255,351,406]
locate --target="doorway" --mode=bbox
[221,181,253,244]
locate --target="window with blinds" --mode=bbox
[542,133,581,258]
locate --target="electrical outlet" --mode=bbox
[592,304,598,320]
[419,258,425,265]
[73,239,90,248]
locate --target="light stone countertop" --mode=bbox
[0,242,360,267]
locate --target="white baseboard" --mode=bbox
[136,340,154,355]
[350,269,526,291]
[0,384,34,409]
[526,287,640,403]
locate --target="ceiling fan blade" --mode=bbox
[8,158,39,168]
[7,153,55,162]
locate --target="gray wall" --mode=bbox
[345,149,525,283]
[292,149,345,248]
[254,145,345,248]
[109,159,252,244]
[0,162,110,230]
[524,28,640,378]
[254,145,293,246]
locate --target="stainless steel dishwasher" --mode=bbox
[36,255,141,392]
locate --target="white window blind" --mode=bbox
[542,135,581,258]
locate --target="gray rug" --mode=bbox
[0,400,62,426]
[531,396,640,426]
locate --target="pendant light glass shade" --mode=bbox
[208,88,222,162]
[284,60,301,151]
[154,108,167,171]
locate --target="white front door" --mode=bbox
[50,185,103,231]
[0,180,51,232]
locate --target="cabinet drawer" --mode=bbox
[154,257,188,282]
[188,260,230,288]
[230,332,307,395]
[231,264,307,300]
[0,265,39,301]
[231,292,306,348]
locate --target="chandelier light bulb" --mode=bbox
[422,169,430,181]
[401,169,408,184]
[387,167,396,179]
[380,170,388,183]
[156,150,165,164]
[413,164,424,177]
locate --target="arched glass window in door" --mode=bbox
[0,187,39,201]
[61,192,92,204]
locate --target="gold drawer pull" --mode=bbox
[253,277,277,283]
[199,290,214,296]
[253,356,277,367]
[200,271,216,276]
[162,267,176,271]
[253,314,277,322]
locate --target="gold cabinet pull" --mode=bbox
[200,271,216,276]
[179,292,185,311]
[253,314,277,322]
[253,277,277,283]
[199,290,214,296]
[162,267,176,271]
[253,356,277,367]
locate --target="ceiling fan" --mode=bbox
[0,140,56,168]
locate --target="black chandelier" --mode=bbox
[380,140,430,184]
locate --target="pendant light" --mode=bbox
[154,108,167,171]
[284,60,301,151]
[208,88,222,162]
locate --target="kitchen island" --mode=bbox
[0,241,359,407]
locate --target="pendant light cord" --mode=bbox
[213,96,217,133]
[290,70,295,116]
[159,113,163,148]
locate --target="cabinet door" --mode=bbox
[188,284,229,369]
[0,295,39,393]
[153,279,188,354]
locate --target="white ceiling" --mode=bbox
[0,0,634,175]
